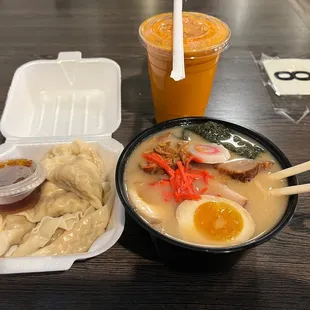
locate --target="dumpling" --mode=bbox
[44,143,74,158]
[32,207,108,256]
[48,157,103,209]
[43,139,105,178]
[42,155,76,178]
[0,139,113,258]
[72,139,106,178]
[0,214,4,230]
[40,181,65,199]
[46,228,65,246]
[18,188,91,223]
[0,181,92,256]
[11,208,94,257]
[32,183,114,256]
[0,215,35,256]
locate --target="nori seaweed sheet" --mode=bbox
[185,122,264,159]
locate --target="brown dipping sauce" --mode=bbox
[0,187,41,214]
[0,159,41,214]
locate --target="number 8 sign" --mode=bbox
[263,59,310,95]
[274,71,310,81]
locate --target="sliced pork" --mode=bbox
[216,159,274,183]
[207,179,248,207]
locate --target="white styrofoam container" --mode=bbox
[0,51,125,274]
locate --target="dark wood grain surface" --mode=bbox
[0,0,310,309]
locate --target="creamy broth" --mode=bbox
[124,127,288,246]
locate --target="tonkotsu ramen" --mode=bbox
[124,122,288,247]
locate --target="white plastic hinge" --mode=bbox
[57,51,82,62]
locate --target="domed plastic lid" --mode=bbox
[139,12,231,58]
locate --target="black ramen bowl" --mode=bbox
[116,117,298,272]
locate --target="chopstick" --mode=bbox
[270,184,310,196]
[269,160,310,180]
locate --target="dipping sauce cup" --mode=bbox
[0,159,46,214]
[139,12,231,122]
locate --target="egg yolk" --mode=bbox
[194,202,244,241]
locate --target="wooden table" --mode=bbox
[0,0,310,309]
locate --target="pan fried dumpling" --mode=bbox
[48,157,103,209]
[32,183,114,256]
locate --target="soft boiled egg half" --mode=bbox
[176,195,255,247]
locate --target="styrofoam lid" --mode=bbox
[1,52,121,140]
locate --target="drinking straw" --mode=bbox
[170,0,185,81]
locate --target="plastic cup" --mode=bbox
[0,159,46,213]
[139,12,231,123]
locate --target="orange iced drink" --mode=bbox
[139,12,231,122]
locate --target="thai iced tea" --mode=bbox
[139,12,231,122]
